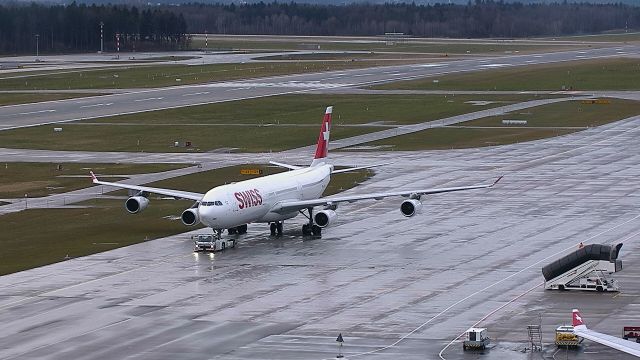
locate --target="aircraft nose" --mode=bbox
[198,205,217,227]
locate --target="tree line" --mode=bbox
[0,3,188,55]
[1,1,639,55]
[180,1,640,38]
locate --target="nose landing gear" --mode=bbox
[270,221,283,236]
[228,224,248,235]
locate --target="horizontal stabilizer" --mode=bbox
[269,161,302,170]
[332,163,388,174]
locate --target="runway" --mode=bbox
[1,112,640,359]
[0,44,637,131]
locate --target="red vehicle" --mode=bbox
[623,327,640,343]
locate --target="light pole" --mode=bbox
[99,21,104,53]
[35,34,39,60]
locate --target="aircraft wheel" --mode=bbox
[302,224,312,236]
[237,224,248,234]
[228,228,237,235]
[276,222,283,236]
[311,224,321,236]
[270,223,277,236]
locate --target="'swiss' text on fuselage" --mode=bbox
[234,189,263,209]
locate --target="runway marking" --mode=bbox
[11,109,56,116]
[134,97,164,102]
[79,103,113,108]
[182,91,210,97]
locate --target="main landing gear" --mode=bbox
[270,221,283,236]
[301,207,321,237]
[227,224,248,235]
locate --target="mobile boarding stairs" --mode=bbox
[542,243,623,292]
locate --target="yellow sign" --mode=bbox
[582,99,610,105]
[240,169,263,175]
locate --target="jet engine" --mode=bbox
[314,210,337,228]
[125,196,149,214]
[400,199,422,217]
[181,208,200,226]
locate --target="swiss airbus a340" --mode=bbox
[91,106,502,238]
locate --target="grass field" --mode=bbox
[354,98,640,151]
[546,32,640,43]
[0,123,377,152]
[373,58,640,91]
[192,38,585,54]
[0,163,187,198]
[0,165,371,275]
[0,61,407,90]
[254,52,447,61]
[0,94,551,152]
[0,93,101,106]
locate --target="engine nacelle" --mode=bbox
[181,208,200,226]
[125,196,149,214]
[400,199,422,217]
[314,210,337,228]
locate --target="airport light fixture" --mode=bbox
[35,34,39,60]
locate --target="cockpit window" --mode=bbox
[201,201,223,206]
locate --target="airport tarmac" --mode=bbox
[0,44,637,131]
[1,111,640,359]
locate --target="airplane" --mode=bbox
[572,309,640,357]
[90,106,502,238]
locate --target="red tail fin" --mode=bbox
[572,309,586,328]
[312,106,332,164]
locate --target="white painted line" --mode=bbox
[15,109,56,116]
[133,97,164,102]
[182,92,210,97]
[80,103,113,109]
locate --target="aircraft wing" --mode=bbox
[90,172,203,201]
[572,309,640,357]
[270,176,502,214]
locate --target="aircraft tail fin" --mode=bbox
[310,106,333,167]
[573,309,587,329]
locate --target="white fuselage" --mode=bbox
[197,164,332,229]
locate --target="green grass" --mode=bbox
[0,124,376,152]
[0,61,408,90]
[0,200,193,275]
[192,38,586,54]
[0,93,102,106]
[373,58,640,91]
[355,127,576,151]
[0,94,551,152]
[463,98,640,128]
[0,162,187,198]
[355,98,640,151]
[546,32,640,42]
[0,165,372,275]
[85,93,548,125]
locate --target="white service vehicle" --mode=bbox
[463,328,490,350]
[193,234,235,252]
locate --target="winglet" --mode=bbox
[491,175,504,187]
[89,171,98,183]
[573,309,587,329]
